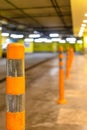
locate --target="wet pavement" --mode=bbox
[1,54,87,130]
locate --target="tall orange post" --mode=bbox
[66,47,70,79]
[57,47,67,104]
[69,48,74,70]
[6,43,25,130]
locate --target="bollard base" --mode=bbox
[56,99,67,104]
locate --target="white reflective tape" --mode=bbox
[6,94,25,112]
[7,59,24,77]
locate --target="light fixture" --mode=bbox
[83,20,87,23]
[38,38,47,42]
[84,13,87,17]
[44,39,52,43]
[81,24,86,27]
[0,27,2,30]
[1,33,9,37]
[51,38,61,42]
[33,30,39,34]
[34,38,52,43]
[77,40,83,44]
[69,41,75,44]
[34,38,47,42]
[24,38,33,42]
[29,34,40,38]
[66,38,76,42]
[10,34,24,38]
[80,27,85,31]
[79,30,84,34]
[34,39,42,42]
[78,32,83,37]
[49,33,59,37]
[59,40,66,43]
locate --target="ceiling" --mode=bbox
[0,0,73,37]
[71,0,87,37]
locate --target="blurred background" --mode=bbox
[0,0,86,57]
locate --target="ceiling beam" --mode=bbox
[3,0,43,27]
[50,0,66,27]
[9,13,71,19]
[0,5,70,11]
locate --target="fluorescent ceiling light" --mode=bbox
[77,40,83,44]
[10,34,24,38]
[69,41,75,44]
[80,27,85,31]
[0,27,2,30]
[34,39,42,42]
[59,40,66,43]
[34,38,47,42]
[84,13,87,17]
[83,20,87,23]
[79,29,84,33]
[81,24,86,27]
[33,31,39,33]
[29,34,40,38]
[78,32,83,37]
[1,33,9,37]
[24,38,33,42]
[39,38,52,43]
[38,38,47,42]
[66,38,76,42]
[49,33,59,37]
[34,38,52,43]
[51,38,61,42]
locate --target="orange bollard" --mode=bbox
[69,48,74,70]
[66,47,70,79]
[57,47,67,104]
[72,48,74,64]
[6,43,25,130]
[68,48,72,71]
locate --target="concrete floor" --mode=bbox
[25,54,87,130]
[0,54,87,130]
[0,53,57,80]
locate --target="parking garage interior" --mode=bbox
[0,0,87,130]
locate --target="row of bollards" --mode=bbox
[57,47,74,104]
[5,43,74,130]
